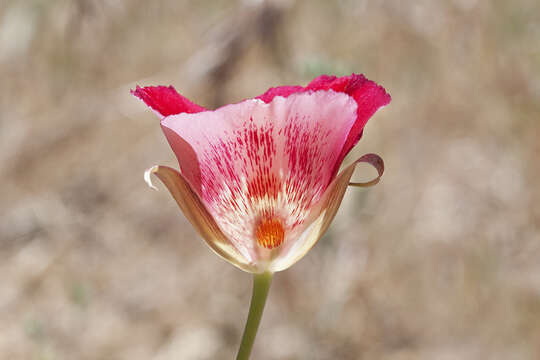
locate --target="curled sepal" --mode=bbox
[348,153,384,188]
[269,153,384,272]
[144,165,257,273]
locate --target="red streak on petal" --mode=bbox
[162,90,366,253]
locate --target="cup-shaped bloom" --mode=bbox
[133,74,390,273]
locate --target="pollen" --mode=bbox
[255,217,285,249]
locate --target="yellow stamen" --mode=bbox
[255,217,284,249]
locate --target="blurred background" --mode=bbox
[1,0,539,359]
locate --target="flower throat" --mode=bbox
[255,217,284,249]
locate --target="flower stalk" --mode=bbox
[236,272,273,360]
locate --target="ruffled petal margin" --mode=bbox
[252,74,390,174]
[131,85,206,117]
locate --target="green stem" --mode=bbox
[236,272,273,360]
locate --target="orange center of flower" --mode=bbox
[255,217,285,249]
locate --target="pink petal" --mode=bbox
[305,74,391,167]
[161,91,358,265]
[160,126,203,194]
[336,79,390,170]
[252,74,390,173]
[131,85,206,117]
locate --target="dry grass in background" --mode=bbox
[1,0,539,359]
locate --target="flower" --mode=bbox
[133,74,390,273]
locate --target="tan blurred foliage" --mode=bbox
[1,0,539,359]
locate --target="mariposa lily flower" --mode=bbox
[134,74,390,359]
[133,74,390,273]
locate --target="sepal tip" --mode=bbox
[144,166,159,191]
